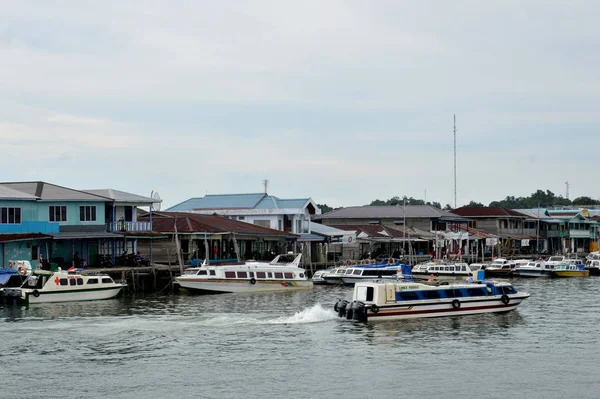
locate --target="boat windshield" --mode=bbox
[549,256,564,262]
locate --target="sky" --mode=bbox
[2,1,599,209]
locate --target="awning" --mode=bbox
[49,232,123,240]
[0,233,52,243]
[298,233,325,242]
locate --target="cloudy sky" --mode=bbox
[2,1,598,209]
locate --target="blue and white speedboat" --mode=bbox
[334,271,530,322]
[341,260,409,287]
[513,261,554,278]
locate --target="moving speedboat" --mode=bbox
[334,273,530,322]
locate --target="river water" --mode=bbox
[1,277,599,399]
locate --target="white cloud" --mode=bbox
[1,1,599,208]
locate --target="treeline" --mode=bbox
[316,189,600,214]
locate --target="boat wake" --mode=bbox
[266,304,338,324]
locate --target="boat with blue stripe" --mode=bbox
[513,260,554,278]
[340,260,409,287]
[334,271,530,322]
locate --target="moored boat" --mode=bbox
[411,261,474,281]
[311,269,332,285]
[334,274,530,322]
[585,259,600,276]
[552,263,589,278]
[513,260,554,278]
[484,258,517,277]
[321,266,349,285]
[340,262,410,287]
[2,269,126,305]
[175,253,312,294]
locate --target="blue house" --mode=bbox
[0,182,160,268]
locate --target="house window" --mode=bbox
[31,245,39,261]
[124,206,133,222]
[79,206,97,222]
[254,220,270,228]
[468,221,477,229]
[0,207,21,224]
[238,216,245,221]
[49,206,67,222]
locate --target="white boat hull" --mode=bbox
[27,287,124,304]
[177,279,313,294]
[360,295,528,321]
[514,269,552,278]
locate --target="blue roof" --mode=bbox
[168,193,311,211]
[168,193,266,211]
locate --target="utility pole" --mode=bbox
[565,181,569,200]
[453,114,457,208]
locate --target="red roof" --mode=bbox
[140,212,295,237]
[452,207,527,218]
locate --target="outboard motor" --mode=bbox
[351,301,368,322]
[334,300,349,318]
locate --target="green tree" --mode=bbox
[466,201,484,208]
[571,196,600,206]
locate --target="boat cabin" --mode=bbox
[354,281,519,304]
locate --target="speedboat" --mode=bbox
[513,260,554,278]
[321,266,349,285]
[484,258,517,277]
[311,269,332,285]
[2,269,126,305]
[411,261,475,281]
[340,262,410,287]
[175,253,312,294]
[334,272,530,322]
[585,258,600,276]
[552,263,589,278]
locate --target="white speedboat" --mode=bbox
[321,266,349,285]
[311,269,332,285]
[2,269,126,305]
[341,262,409,287]
[513,261,554,278]
[334,275,530,322]
[484,258,517,277]
[411,262,474,281]
[175,253,312,294]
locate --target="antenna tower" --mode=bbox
[453,114,457,208]
[565,181,569,200]
[262,179,269,194]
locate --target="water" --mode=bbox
[2,278,600,399]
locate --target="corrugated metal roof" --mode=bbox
[319,205,463,220]
[168,193,312,212]
[513,208,550,219]
[84,189,157,205]
[0,233,51,243]
[452,207,527,218]
[1,182,107,202]
[140,212,295,237]
[167,193,266,211]
[310,222,352,236]
[327,224,413,239]
[0,185,38,200]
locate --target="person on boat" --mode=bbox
[427,274,434,282]
[466,275,474,284]
[213,246,219,260]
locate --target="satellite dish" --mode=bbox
[150,190,162,211]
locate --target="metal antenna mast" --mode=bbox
[453,114,457,208]
[262,179,269,194]
[565,181,569,200]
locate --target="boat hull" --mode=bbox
[176,279,313,294]
[513,269,552,278]
[3,286,124,305]
[411,272,470,281]
[344,295,529,321]
[484,270,514,278]
[586,268,600,276]
[552,271,589,278]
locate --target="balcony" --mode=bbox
[107,221,152,233]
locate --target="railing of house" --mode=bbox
[106,221,152,232]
